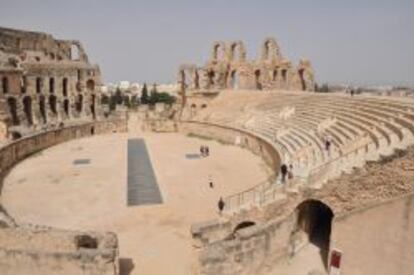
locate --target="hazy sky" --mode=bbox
[1,0,413,86]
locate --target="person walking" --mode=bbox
[200,145,205,157]
[208,174,214,188]
[218,197,225,214]
[288,164,294,180]
[205,146,210,157]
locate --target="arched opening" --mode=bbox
[76,94,83,113]
[23,96,33,125]
[255,70,262,90]
[299,69,307,91]
[86,79,95,91]
[213,44,224,60]
[264,41,271,60]
[71,44,80,60]
[233,221,256,233]
[272,68,278,81]
[281,69,288,82]
[39,95,47,123]
[63,99,70,117]
[230,43,242,61]
[11,131,22,140]
[194,70,200,89]
[201,104,207,109]
[207,70,215,87]
[90,94,96,119]
[7,97,19,125]
[230,70,239,90]
[36,77,42,94]
[49,95,57,115]
[295,200,334,268]
[49,77,55,94]
[62,78,68,97]
[21,76,27,94]
[2,76,9,94]
[90,126,95,135]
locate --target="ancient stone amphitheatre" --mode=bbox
[0,26,414,275]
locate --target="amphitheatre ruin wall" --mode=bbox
[0,28,414,275]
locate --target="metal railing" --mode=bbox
[223,136,390,213]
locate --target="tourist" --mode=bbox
[350,89,355,97]
[200,145,205,157]
[209,175,214,188]
[218,197,225,213]
[205,146,210,157]
[280,164,288,183]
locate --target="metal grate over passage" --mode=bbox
[127,138,163,206]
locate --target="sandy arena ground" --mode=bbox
[0,130,271,275]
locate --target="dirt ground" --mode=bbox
[0,131,270,275]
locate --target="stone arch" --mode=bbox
[262,38,282,61]
[7,97,19,125]
[22,96,33,125]
[254,69,262,90]
[49,77,55,94]
[294,199,334,268]
[298,69,307,91]
[207,70,215,87]
[281,68,288,82]
[212,41,226,61]
[201,103,207,109]
[194,70,200,89]
[90,94,96,119]
[76,94,83,113]
[62,77,68,97]
[230,70,239,90]
[36,77,42,94]
[229,41,246,62]
[2,76,9,94]
[272,68,279,81]
[39,95,47,123]
[63,99,70,117]
[10,131,22,140]
[49,94,57,114]
[86,79,95,91]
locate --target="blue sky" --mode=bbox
[1,0,413,86]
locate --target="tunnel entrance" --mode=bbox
[295,199,333,268]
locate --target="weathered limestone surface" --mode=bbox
[0,27,103,140]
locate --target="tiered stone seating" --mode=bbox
[190,90,414,186]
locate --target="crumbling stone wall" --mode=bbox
[0,224,119,275]
[177,37,315,97]
[0,27,103,139]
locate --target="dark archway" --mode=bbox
[23,96,33,125]
[230,70,239,90]
[49,95,57,114]
[207,70,215,88]
[2,76,9,94]
[298,69,307,91]
[7,97,19,125]
[194,70,200,89]
[90,94,96,119]
[39,95,47,123]
[295,200,334,268]
[36,77,42,94]
[255,70,262,90]
[49,77,55,94]
[86,79,95,91]
[62,78,68,97]
[63,99,70,117]
[76,94,83,113]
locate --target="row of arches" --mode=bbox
[211,38,282,62]
[1,75,95,95]
[6,94,95,126]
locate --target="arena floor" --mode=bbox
[0,131,271,275]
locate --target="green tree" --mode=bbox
[140,83,149,104]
